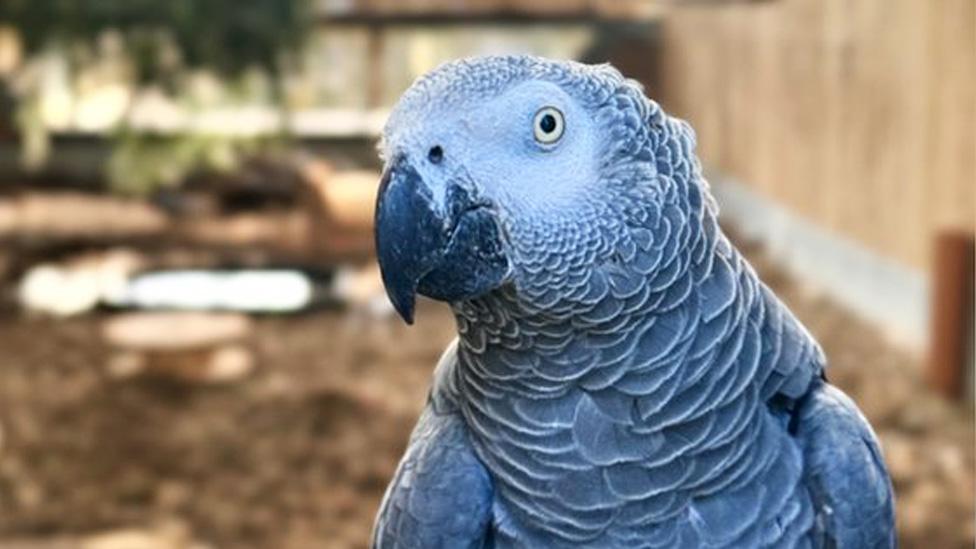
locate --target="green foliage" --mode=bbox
[106,131,278,196]
[0,0,314,194]
[0,0,313,79]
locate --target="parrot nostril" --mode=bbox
[427,145,444,165]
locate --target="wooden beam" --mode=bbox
[314,0,771,26]
[927,230,975,400]
[314,0,665,26]
[319,13,645,26]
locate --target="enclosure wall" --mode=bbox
[658,0,975,272]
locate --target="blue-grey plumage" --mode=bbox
[371,55,895,548]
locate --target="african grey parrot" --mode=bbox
[371,55,895,548]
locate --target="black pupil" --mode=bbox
[428,145,443,163]
[539,114,557,134]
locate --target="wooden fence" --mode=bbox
[657,0,975,272]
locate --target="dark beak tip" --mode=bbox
[378,271,418,325]
[395,298,416,325]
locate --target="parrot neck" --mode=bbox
[447,206,825,543]
[453,194,726,370]
[450,217,823,410]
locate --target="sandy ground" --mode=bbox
[0,241,972,548]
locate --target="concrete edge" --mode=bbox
[708,173,929,352]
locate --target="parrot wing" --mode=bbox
[372,346,494,549]
[794,379,896,548]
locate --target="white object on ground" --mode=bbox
[18,250,143,316]
[106,270,314,313]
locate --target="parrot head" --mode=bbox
[375,55,701,323]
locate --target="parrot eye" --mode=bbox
[533,107,564,145]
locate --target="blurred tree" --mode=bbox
[0,0,313,194]
[0,0,312,81]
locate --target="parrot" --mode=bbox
[371,55,895,548]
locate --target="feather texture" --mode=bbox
[373,55,895,548]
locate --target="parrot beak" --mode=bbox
[374,155,509,324]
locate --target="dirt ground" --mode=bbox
[0,241,973,548]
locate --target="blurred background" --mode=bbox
[0,0,972,548]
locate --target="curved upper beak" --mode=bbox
[374,156,509,324]
[374,157,447,323]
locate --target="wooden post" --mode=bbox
[927,231,975,400]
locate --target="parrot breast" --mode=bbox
[446,129,825,546]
